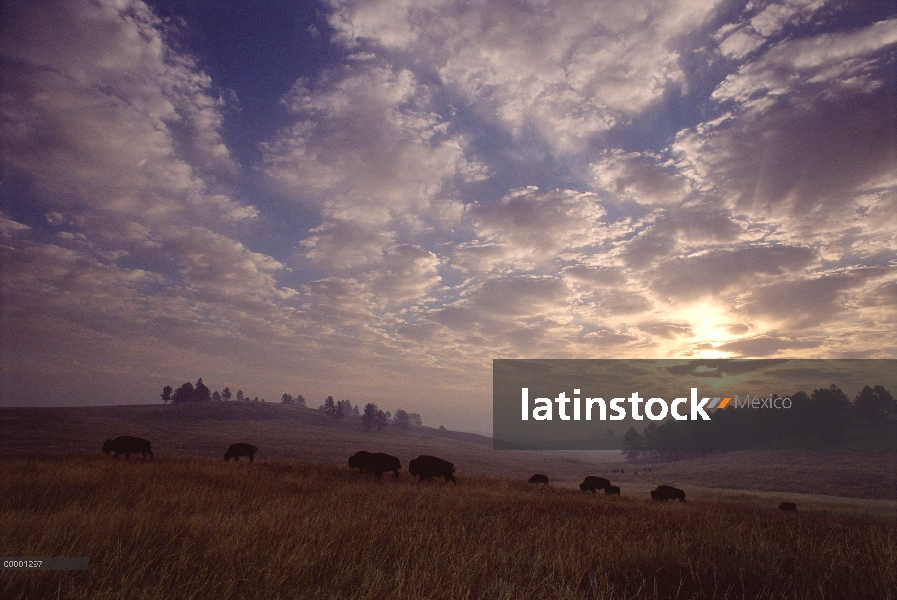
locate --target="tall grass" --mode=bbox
[1,455,894,599]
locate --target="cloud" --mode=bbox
[263,64,485,224]
[326,0,721,153]
[715,336,822,357]
[467,187,607,259]
[590,151,692,205]
[651,245,817,300]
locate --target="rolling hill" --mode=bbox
[1,402,895,499]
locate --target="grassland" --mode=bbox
[2,454,895,600]
[1,402,895,499]
[2,403,895,598]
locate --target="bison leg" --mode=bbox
[249,454,254,464]
[124,452,130,460]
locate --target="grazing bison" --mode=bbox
[224,443,257,463]
[409,455,455,484]
[348,451,401,477]
[528,474,549,485]
[779,501,798,512]
[349,451,373,471]
[651,485,686,503]
[579,476,611,493]
[605,485,621,496]
[102,436,152,460]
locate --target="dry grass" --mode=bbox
[2,403,895,500]
[2,455,895,600]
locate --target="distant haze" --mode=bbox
[1,1,895,434]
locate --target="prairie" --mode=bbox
[1,455,895,600]
[1,403,895,499]
[1,403,895,599]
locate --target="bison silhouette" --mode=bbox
[102,436,152,460]
[224,443,257,463]
[604,485,621,496]
[528,474,549,485]
[408,455,455,484]
[651,485,686,503]
[779,501,798,512]
[579,476,611,493]
[348,451,401,477]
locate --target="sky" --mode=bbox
[1,0,895,433]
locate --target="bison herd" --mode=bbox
[99,435,798,510]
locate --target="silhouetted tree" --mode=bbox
[236,389,244,402]
[393,409,410,428]
[172,382,195,403]
[335,400,344,420]
[222,387,232,402]
[320,396,337,417]
[337,400,353,417]
[810,384,851,443]
[854,385,896,425]
[622,427,645,460]
[362,403,388,431]
[212,390,222,402]
[161,385,173,405]
[409,412,422,426]
[194,379,211,403]
[281,393,294,405]
[352,404,360,417]
[296,394,306,408]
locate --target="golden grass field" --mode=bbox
[1,403,896,599]
[2,455,896,600]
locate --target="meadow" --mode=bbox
[2,454,895,600]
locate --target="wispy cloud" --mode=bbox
[2,0,895,430]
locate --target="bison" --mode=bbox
[605,485,621,496]
[650,485,686,503]
[224,443,257,463]
[102,436,152,460]
[579,476,611,493]
[779,501,798,512]
[348,451,401,477]
[528,474,549,485]
[408,455,455,484]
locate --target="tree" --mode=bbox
[161,385,173,405]
[296,394,306,408]
[622,427,645,460]
[253,396,259,403]
[362,403,388,431]
[236,389,244,402]
[338,400,353,417]
[194,379,212,403]
[172,382,195,404]
[409,413,422,426]
[334,400,345,420]
[281,393,294,405]
[222,387,232,402]
[393,409,410,428]
[320,396,337,417]
[212,390,222,402]
[810,384,851,442]
[352,404,360,417]
[854,385,896,425]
